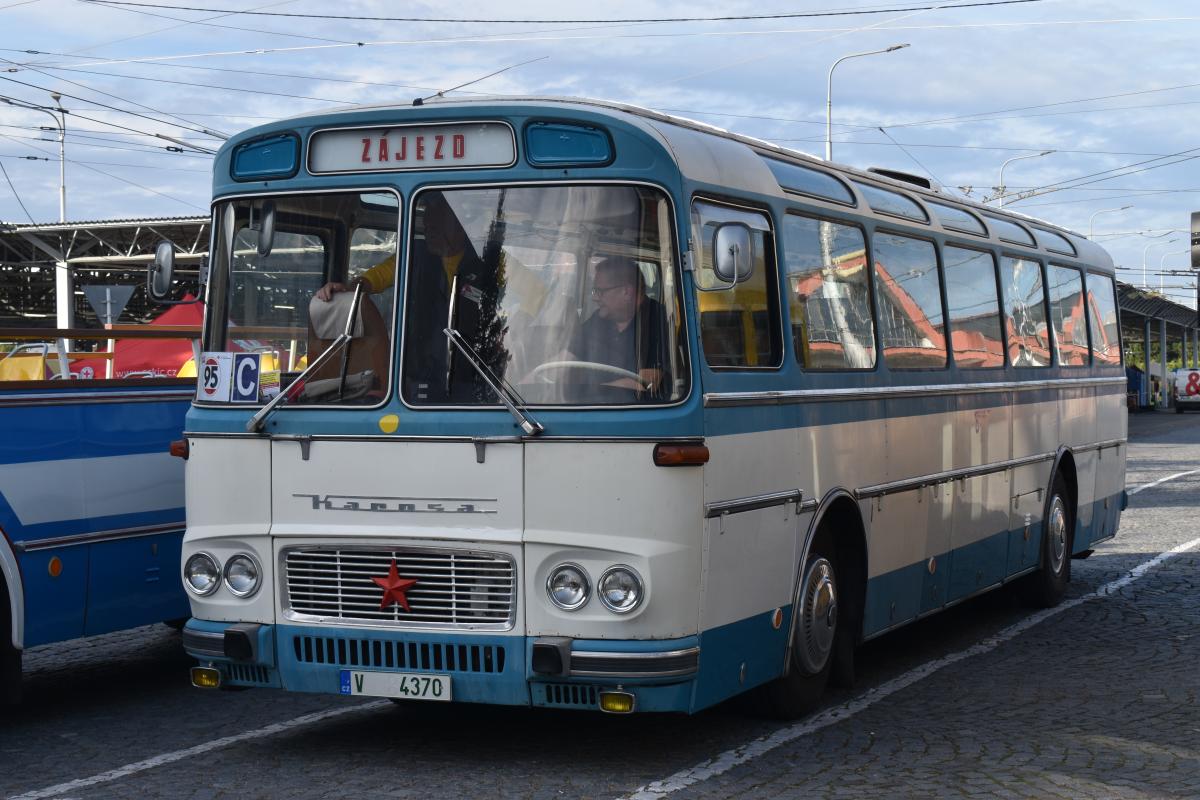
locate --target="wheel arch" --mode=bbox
[1050,446,1079,511]
[0,529,22,650]
[784,488,868,670]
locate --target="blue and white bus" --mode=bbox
[172,98,1126,716]
[1,327,194,704]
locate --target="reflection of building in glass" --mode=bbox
[948,309,1005,368]
[871,259,946,368]
[789,250,874,369]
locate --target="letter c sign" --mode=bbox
[232,352,261,403]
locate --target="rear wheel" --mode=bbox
[1,585,19,706]
[748,534,839,719]
[1024,472,1074,608]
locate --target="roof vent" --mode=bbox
[867,168,933,190]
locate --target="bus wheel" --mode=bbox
[0,614,19,706]
[1025,473,1073,608]
[749,538,838,719]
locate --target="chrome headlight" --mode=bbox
[223,553,261,598]
[598,565,644,614]
[546,563,590,611]
[184,552,221,596]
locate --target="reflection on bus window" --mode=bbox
[872,233,946,369]
[1000,256,1050,367]
[400,185,687,405]
[944,246,1004,368]
[692,201,780,369]
[782,215,875,369]
[1047,265,1088,366]
[1086,273,1122,365]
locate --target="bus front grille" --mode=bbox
[282,546,517,630]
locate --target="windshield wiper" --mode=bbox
[246,284,365,433]
[443,326,544,436]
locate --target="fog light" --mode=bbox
[184,553,221,596]
[598,565,644,614]
[191,666,221,689]
[224,554,261,598]
[599,690,636,713]
[546,563,590,611]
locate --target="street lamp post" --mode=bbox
[1088,205,1132,239]
[1160,249,1188,293]
[997,150,1053,207]
[825,43,909,162]
[1143,238,1178,289]
[50,92,65,222]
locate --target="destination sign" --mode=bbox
[308,122,515,174]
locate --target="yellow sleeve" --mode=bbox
[359,255,396,293]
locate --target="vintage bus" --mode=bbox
[1,326,195,704]
[171,98,1126,716]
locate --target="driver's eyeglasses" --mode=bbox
[590,284,625,298]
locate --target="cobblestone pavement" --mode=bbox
[1,411,1197,800]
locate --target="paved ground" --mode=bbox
[2,410,1198,800]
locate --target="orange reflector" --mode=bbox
[169,438,190,459]
[653,443,710,467]
[48,556,63,578]
[598,690,636,714]
[191,666,221,689]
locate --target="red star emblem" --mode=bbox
[371,559,418,612]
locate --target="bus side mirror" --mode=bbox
[713,223,753,285]
[256,199,277,257]
[149,240,176,300]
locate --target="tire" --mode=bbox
[1,583,20,707]
[1024,472,1074,608]
[747,533,839,719]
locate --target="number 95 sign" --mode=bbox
[198,352,261,403]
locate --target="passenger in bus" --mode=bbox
[314,191,503,401]
[565,256,669,399]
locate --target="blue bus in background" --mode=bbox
[0,327,194,704]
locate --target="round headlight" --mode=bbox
[184,552,221,596]
[546,563,590,611]
[224,553,261,598]
[598,565,644,614]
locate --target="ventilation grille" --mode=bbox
[292,635,507,674]
[225,663,271,684]
[539,683,600,708]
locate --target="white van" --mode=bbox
[1173,368,1200,412]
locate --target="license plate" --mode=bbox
[339,670,452,701]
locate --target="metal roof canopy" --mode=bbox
[0,216,209,269]
[1117,282,1198,329]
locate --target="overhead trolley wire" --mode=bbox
[0,159,34,222]
[76,0,1046,24]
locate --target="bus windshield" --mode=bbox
[401,185,687,406]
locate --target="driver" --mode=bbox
[567,256,669,396]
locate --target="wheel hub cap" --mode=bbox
[796,558,837,675]
[1048,496,1067,574]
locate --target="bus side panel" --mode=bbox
[1089,384,1128,545]
[947,393,1012,602]
[1008,394,1057,576]
[84,531,188,636]
[1059,383,1098,544]
[19,547,89,647]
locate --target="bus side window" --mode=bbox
[872,233,947,369]
[1085,272,1122,365]
[943,245,1004,368]
[781,214,875,369]
[691,200,781,368]
[1047,264,1089,366]
[1000,256,1051,368]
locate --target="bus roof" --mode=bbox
[244,96,1112,271]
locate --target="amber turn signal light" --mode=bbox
[652,443,709,467]
[169,438,189,459]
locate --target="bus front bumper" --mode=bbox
[182,619,699,713]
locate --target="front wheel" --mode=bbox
[1024,472,1074,608]
[748,539,839,719]
[0,641,19,707]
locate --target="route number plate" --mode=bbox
[339,670,451,701]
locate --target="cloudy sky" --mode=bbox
[1,0,1198,304]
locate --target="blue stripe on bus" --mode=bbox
[0,400,190,464]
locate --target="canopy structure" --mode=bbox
[1118,282,1200,409]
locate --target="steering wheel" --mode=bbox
[528,360,649,390]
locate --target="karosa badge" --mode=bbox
[371,559,418,611]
